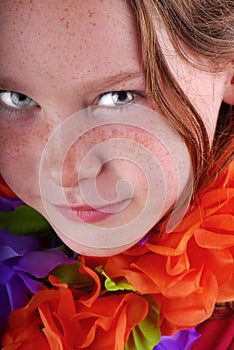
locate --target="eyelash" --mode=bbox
[95,90,144,107]
[0,104,28,117]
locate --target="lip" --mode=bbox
[52,200,130,223]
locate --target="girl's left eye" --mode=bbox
[0,91,38,109]
[97,91,139,107]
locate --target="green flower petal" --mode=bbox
[96,266,135,292]
[125,296,161,350]
[0,205,52,235]
[51,262,94,290]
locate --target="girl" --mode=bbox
[0,1,233,349]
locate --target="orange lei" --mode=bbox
[84,158,234,335]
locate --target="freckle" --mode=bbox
[88,9,95,18]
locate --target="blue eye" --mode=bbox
[97,91,138,107]
[0,91,37,109]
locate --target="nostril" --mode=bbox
[61,168,79,188]
[78,161,130,207]
[78,156,103,182]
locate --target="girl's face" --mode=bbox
[0,0,231,256]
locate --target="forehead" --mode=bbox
[0,0,141,93]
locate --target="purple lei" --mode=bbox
[154,328,200,350]
[0,196,69,333]
[0,196,24,212]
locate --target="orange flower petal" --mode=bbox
[79,256,101,307]
[39,304,64,350]
[0,175,17,198]
[1,326,50,350]
[2,284,149,350]
[9,289,60,328]
[159,269,218,327]
[217,273,234,302]
[166,251,190,275]
[195,227,234,249]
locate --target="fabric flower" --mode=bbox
[154,328,200,350]
[101,160,234,334]
[0,196,24,212]
[0,177,17,198]
[0,230,68,333]
[1,269,151,350]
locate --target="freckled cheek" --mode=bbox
[63,123,175,166]
[61,125,148,172]
[0,125,49,198]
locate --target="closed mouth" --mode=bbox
[52,199,130,223]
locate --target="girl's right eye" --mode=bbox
[0,91,38,109]
[96,91,139,107]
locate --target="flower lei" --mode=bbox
[0,158,233,349]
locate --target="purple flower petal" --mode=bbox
[0,230,40,254]
[173,328,200,349]
[6,274,29,310]
[0,262,15,284]
[0,196,24,211]
[0,246,18,261]
[15,250,68,278]
[154,328,200,350]
[0,286,11,331]
[17,271,43,294]
[154,338,180,350]
[138,226,159,245]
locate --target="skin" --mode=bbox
[0,0,232,255]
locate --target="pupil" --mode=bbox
[18,94,27,101]
[118,91,127,101]
[12,92,29,106]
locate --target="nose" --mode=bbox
[39,129,109,207]
[46,139,105,189]
[61,145,104,188]
[39,108,127,205]
[40,105,106,189]
[47,145,124,207]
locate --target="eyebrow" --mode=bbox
[0,76,31,95]
[84,71,145,92]
[0,70,145,96]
